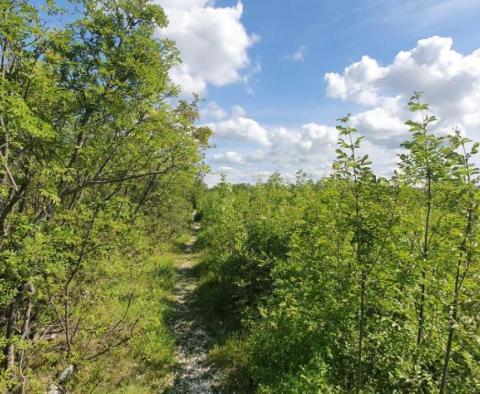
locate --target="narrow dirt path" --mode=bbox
[170,227,221,393]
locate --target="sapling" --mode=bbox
[398,93,447,365]
[439,131,479,393]
[334,115,373,393]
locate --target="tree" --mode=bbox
[0,0,210,390]
[333,115,374,393]
[398,92,447,370]
[439,131,480,393]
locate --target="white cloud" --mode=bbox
[206,36,480,185]
[158,1,258,95]
[212,151,246,165]
[302,123,338,143]
[218,166,234,173]
[324,72,347,99]
[202,101,227,121]
[206,106,270,146]
[285,46,307,63]
[325,55,386,105]
[204,105,339,183]
[205,105,338,157]
[351,101,408,146]
[231,105,247,118]
[325,36,480,146]
[268,124,337,166]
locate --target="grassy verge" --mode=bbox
[72,252,178,393]
[191,259,254,393]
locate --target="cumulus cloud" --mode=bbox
[218,166,235,173]
[202,101,227,121]
[204,105,339,183]
[212,151,246,165]
[351,99,408,146]
[206,106,270,146]
[268,124,337,165]
[325,36,480,145]
[157,1,258,95]
[206,36,480,185]
[324,55,386,105]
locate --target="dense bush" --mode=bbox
[199,97,480,393]
[0,1,210,391]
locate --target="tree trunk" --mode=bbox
[439,297,457,394]
[4,288,23,369]
[416,174,432,356]
[356,274,366,394]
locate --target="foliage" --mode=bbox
[0,0,210,391]
[198,95,480,393]
[2,2,479,392]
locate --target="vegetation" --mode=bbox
[197,96,480,393]
[0,0,210,392]
[1,1,479,393]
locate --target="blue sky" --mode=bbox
[158,0,480,184]
[49,0,480,184]
[210,0,480,126]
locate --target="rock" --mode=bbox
[59,364,75,383]
[47,383,61,394]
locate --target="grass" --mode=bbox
[172,233,194,253]
[189,255,254,393]
[76,253,176,392]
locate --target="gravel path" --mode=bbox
[170,234,221,393]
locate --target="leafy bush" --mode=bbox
[198,98,480,393]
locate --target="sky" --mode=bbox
[157,1,480,183]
